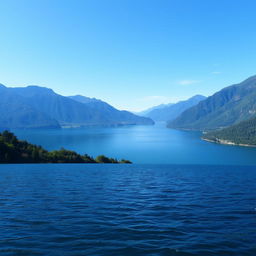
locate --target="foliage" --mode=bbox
[0,131,132,164]
[203,117,256,145]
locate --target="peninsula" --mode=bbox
[0,131,131,164]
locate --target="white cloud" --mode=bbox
[211,71,221,74]
[178,80,200,85]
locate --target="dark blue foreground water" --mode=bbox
[0,164,255,255]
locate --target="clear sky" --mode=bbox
[0,0,256,111]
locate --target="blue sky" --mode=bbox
[0,0,256,111]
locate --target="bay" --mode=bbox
[11,123,256,165]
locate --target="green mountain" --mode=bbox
[168,75,256,130]
[202,117,256,146]
[0,130,131,163]
[141,95,206,122]
[0,84,154,129]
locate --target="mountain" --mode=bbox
[0,85,60,129]
[68,94,154,126]
[168,75,256,130]
[140,95,206,122]
[0,84,154,129]
[137,103,174,117]
[68,95,99,104]
[202,117,256,146]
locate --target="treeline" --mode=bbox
[203,117,256,146]
[0,131,131,164]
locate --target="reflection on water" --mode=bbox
[12,123,256,164]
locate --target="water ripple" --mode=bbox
[0,164,255,255]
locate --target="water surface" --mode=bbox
[12,123,256,165]
[0,164,255,255]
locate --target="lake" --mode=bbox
[2,125,256,255]
[11,123,256,165]
[0,164,255,255]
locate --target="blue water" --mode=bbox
[0,164,255,255]
[12,123,256,165]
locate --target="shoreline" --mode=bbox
[202,137,256,148]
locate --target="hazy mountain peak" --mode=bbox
[0,84,6,89]
[136,103,173,116]
[190,94,206,99]
[26,85,55,94]
[69,95,100,104]
[139,95,206,122]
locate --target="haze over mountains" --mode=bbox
[0,84,154,129]
[140,95,206,122]
[168,75,256,131]
[2,74,256,147]
[137,103,174,117]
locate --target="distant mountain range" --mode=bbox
[0,84,154,129]
[137,103,174,117]
[139,95,206,122]
[168,76,256,130]
[3,74,256,146]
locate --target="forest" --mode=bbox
[203,117,256,146]
[0,130,131,164]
